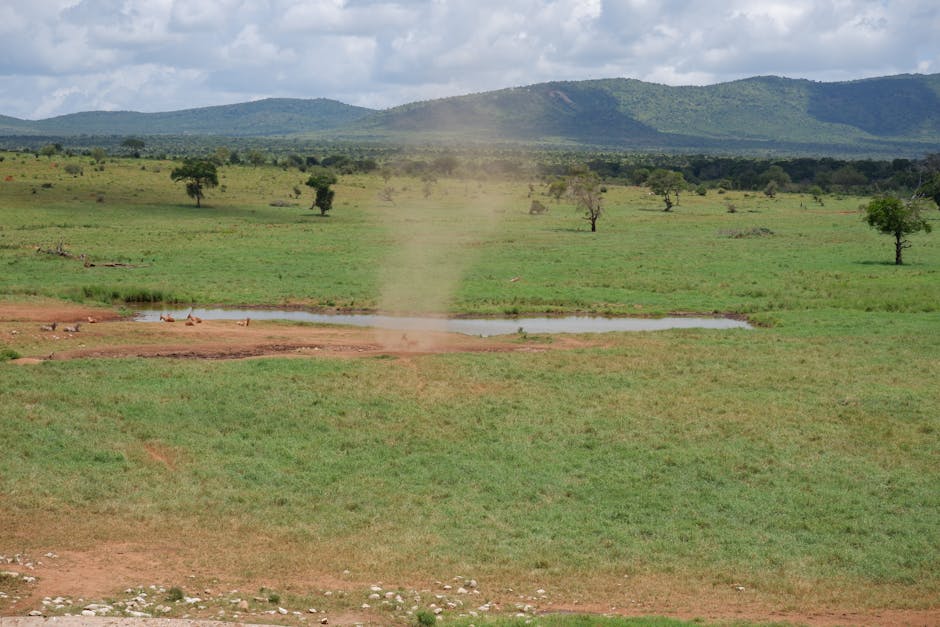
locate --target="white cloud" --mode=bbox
[0,0,937,118]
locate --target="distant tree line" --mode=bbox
[537,154,940,197]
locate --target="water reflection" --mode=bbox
[132,308,752,337]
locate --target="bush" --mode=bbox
[414,610,436,626]
[165,587,184,602]
[0,348,21,362]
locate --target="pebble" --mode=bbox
[27,610,42,617]
[278,607,288,615]
[81,610,96,617]
[320,619,329,625]
[307,608,319,613]
[238,600,249,610]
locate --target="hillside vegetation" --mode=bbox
[3,74,940,156]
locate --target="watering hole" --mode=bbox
[132,308,752,336]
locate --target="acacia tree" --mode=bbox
[170,159,218,207]
[569,171,603,232]
[305,166,338,215]
[647,169,685,211]
[864,195,932,265]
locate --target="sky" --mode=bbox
[1,0,938,120]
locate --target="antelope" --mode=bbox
[236,317,250,327]
[159,314,175,322]
[62,323,81,333]
[86,316,98,323]
[186,313,202,323]
[40,322,58,332]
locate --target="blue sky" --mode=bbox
[1,0,937,119]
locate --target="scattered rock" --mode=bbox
[238,599,249,610]
[307,607,319,613]
[27,610,42,617]
[278,607,288,615]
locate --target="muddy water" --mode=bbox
[132,308,752,337]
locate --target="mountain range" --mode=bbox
[3,74,940,156]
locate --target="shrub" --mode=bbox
[0,348,21,362]
[414,610,436,626]
[165,587,184,602]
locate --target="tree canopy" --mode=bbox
[647,169,685,211]
[305,166,338,216]
[864,195,932,265]
[170,159,219,208]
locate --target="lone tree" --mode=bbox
[569,171,603,232]
[170,159,218,207]
[305,166,338,215]
[864,195,932,265]
[647,169,685,211]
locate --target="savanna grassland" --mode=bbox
[0,152,938,626]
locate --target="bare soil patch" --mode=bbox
[1,302,593,363]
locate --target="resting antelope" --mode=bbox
[62,323,81,333]
[159,314,175,322]
[39,322,58,332]
[236,317,250,327]
[86,316,98,323]
[186,313,202,323]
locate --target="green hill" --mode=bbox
[3,74,940,155]
[340,74,940,154]
[16,98,375,137]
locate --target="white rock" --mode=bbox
[361,603,370,609]
[442,584,452,590]
[183,596,202,604]
[536,589,546,595]
[81,610,96,617]
[320,619,329,625]
[27,610,42,617]
[468,579,478,588]
[307,608,319,613]
[278,607,288,615]
[368,593,380,600]
[457,587,468,594]
[127,611,151,618]
[369,585,382,592]
[433,607,443,615]
[384,591,395,599]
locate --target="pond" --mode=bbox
[132,308,752,337]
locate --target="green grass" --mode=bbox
[1,153,937,315]
[1,152,938,616]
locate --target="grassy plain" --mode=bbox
[1,152,938,624]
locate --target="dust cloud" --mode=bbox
[374,177,510,352]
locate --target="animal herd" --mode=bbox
[39,312,251,332]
